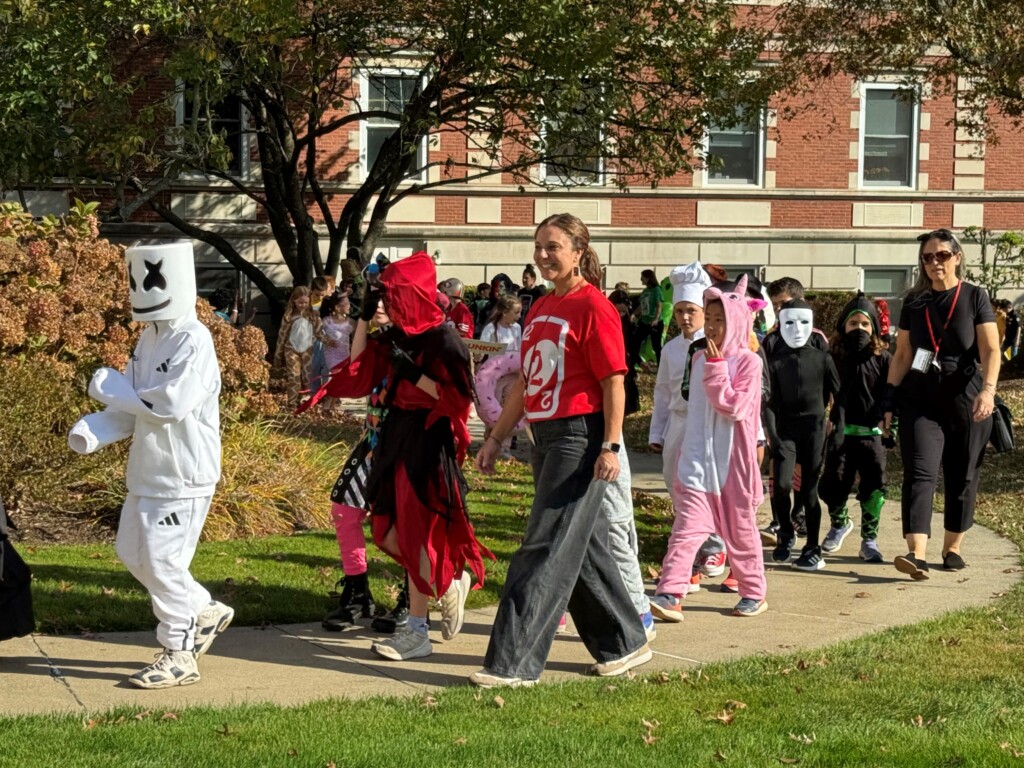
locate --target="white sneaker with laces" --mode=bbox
[128,648,200,689]
[193,601,235,657]
[439,571,471,641]
[371,628,432,661]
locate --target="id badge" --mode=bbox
[912,348,936,373]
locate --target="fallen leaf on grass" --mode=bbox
[134,710,152,721]
[711,710,735,725]
[287,748,298,756]
[789,732,816,745]
[1002,567,1023,574]
[453,737,467,746]
[776,758,800,765]
[493,695,505,709]
[421,694,439,709]
[161,712,178,721]
[101,587,115,597]
[939,636,961,647]
[1000,741,1024,758]
[714,750,727,762]
[641,718,660,745]
[214,723,235,736]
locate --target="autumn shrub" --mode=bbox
[806,290,857,340]
[0,201,326,539]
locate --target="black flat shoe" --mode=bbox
[894,553,930,581]
[942,551,967,571]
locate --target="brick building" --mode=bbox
[11,65,1024,314]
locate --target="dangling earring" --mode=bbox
[573,264,581,277]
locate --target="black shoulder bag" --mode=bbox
[0,498,35,641]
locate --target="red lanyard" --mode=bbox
[924,280,962,356]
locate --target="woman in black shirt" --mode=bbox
[883,229,1000,579]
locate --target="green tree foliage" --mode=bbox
[777,0,1024,131]
[961,226,1024,300]
[2,0,802,307]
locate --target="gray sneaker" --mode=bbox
[732,598,768,617]
[371,628,432,661]
[591,644,653,677]
[859,538,884,563]
[193,601,235,657]
[438,570,471,641]
[128,649,200,689]
[821,520,854,553]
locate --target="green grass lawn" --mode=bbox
[4,383,1023,767]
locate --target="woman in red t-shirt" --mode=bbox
[471,213,651,688]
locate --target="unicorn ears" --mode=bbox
[747,297,768,313]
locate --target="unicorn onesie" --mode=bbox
[651,276,767,618]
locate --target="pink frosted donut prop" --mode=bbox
[474,351,525,431]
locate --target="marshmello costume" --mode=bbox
[654,277,767,609]
[649,262,710,498]
[69,242,231,688]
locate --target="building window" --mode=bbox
[705,108,764,186]
[540,83,604,186]
[859,85,919,189]
[863,267,911,323]
[360,72,427,182]
[541,120,603,186]
[177,90,248,176]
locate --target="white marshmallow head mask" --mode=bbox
[778,301,814,349]
[126,241,197,322]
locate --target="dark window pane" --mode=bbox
[708,132,758,183]
[863,136,911,186]
[183,92,244,174]
[864,89,913,136]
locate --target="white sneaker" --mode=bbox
[439,571,471,641]
[591,644,654,677]
[128,649,200,689]
[371,628,432,661]
[193,601,235,657]
[468,669,538,689]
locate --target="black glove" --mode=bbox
[390,346,424,384]
[360,286,382,322]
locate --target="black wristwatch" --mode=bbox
[600,441,621,453]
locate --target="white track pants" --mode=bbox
[116,495,212,651]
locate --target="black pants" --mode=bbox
[819,436,886,522]
[484,413,647,680]
[630,321,663,366]
[899,388,991,537]
[771,420,826,545]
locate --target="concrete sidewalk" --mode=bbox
[1,414,1020,716]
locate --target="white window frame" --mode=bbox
[173,85,252,178]
[702,108,766,188]
[858,83,920,191]
[358,69,429,184]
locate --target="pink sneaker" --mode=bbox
[556,613,570,634]
[719,570,739,593]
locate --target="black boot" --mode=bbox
[322,573,375,631]
[371,579,409,634]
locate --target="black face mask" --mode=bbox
[844,329,872,353]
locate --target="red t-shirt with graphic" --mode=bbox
[521,282,627,421]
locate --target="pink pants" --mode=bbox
[659,484,766,602]
[330,503,368,575]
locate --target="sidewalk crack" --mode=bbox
[31,635,86,711]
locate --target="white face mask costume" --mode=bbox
[67,241,227,674]
[126,242,197,322]
[779,305,814,349]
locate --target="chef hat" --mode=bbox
[670,262,712,306]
